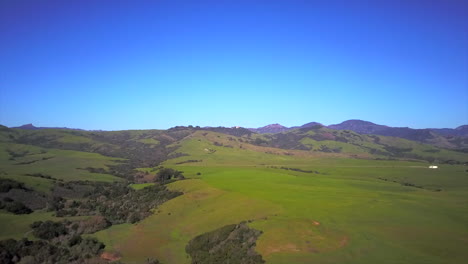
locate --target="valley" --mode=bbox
[3,1,466,263]
[0,123,467,264]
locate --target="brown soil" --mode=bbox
[100,251,121,262]
[264,243,300,256]
[339,236,349,247]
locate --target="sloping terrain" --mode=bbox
[327,120,468,149]
[248,126,467,163]
[247,120,468,150]
[0,125,467,264]
[93,131,468,264]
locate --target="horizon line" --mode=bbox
[3,120,467,132]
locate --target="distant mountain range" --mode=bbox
[4,119,468,151]
[10,120,468,140]
[249,120,467,136]
[248,120,468,150]
[12,123,84,131]
[248,122,323,134]
[327,120,468,138]
[430,126,468,137]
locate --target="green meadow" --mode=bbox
[92,133,468,264]
[0,128,467,263]
[0,211,90,241]
[0,142,123,193]
[0,141,125,246]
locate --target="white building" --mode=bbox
[429,165,438,169]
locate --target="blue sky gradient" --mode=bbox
[1,0,467,130]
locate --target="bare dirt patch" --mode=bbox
[100,251,121,262]
[187,191,211,200]
[264,243,301,255]
[339,236,349,247]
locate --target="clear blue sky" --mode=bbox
[1,0,467,130]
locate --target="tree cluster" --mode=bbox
[55,183,182,224]
[186,222,264,264]
[0,178,28,193]
[154,168,185,183]
[0,237,104,264]
[0,199,32,214]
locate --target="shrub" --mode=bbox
[0,179,27,193]
[4,201,32,214]
[155,168,184,182]
[30,221,68,240]
[186,222,265,264]
[68,235,82,247]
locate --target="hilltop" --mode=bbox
[247,120,468,150]
[248,124,290,134]
[7,120,468,155]
[12,123,84,131]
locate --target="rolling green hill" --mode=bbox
[94,131,468,264]
[249,126,468,163]
[0,125,467,264]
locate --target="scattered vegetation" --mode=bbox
[0,237,105,264]
[0,200,32,214]
[31,220,69,239]
[55,182,183,224]
[186,222,265,264]
[1,125,467,264]
[0,178,28,193]
[13,159,41,165]
[0,178,47,212]
[24,173,59,181]
[155,167,185,183]
[270,166,322,174]
[248,126,468,163]
[175,159,202,165]
[377,177,442,192]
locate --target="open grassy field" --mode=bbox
[0,142,123,193]
[92,133,468,264]
[1,127,467,263]
[0,210,90,241]
[0,143,125,248]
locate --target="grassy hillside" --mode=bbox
[0,211,89,240]
[91,131,468,264]
[0,126,467,264]
[2,127,193,169]
[251,126,468,163]
[94,164,468,264]
[0,142,123,193]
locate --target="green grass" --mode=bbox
[2,129,467,264]
[300,137,371,154]
[93,179,281,264]
[370,135,468,162]
[91,136,468,264]
[55,133,95,144]
[0,142,124,193]
[163,132,315,167]
[196,166,468,264]
[0,211,56,240]
[137,138,160,145]
[0,210,90,240]
[129,183,155,190]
